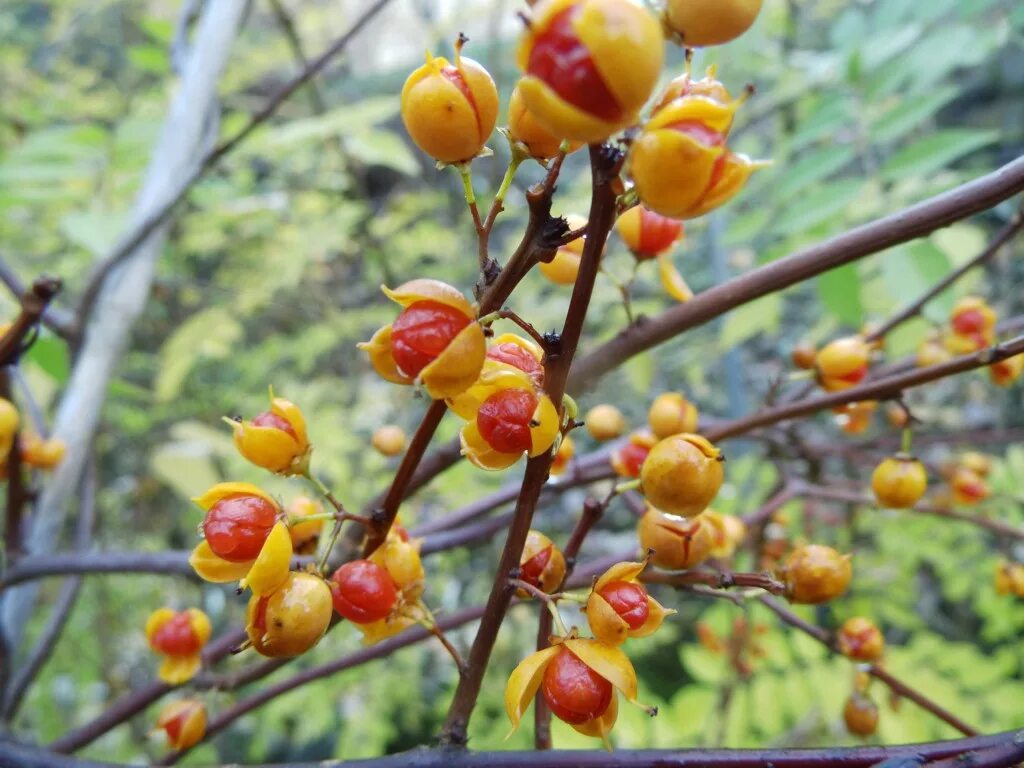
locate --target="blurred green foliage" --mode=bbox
[2,0,1023,763]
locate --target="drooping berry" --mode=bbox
[843,692,879,736]
[391,300,472,379]
[541,647,614,725]
[815,336,870,392]
[330,560,399,624]
[202,494,278,563]
[871,455,927,509]
[615,206,684,261]
[837,617,885,662]
[597,581,649,630]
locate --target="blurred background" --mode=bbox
[2,0,1023,763]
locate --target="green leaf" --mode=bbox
[719,293,781,348]
[154,307,243,402]
[347,130,421,176]
[774,145,856,202]
[881,130,998,181]
[24,333,70,383]
[870,86,959,144]
[817,263,863,326]
[772,179,864,236]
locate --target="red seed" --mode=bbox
[250,411,297,440]
[151,613,201,656]
[391,300,471,378]
[635,209,683,259]
[597,580,650,629]
[614,441,650,478]
[203,494,278,563]
[487,342,544,385]
[952,308,986,336]
[542,647,613,725]
[330,560,398,624]
[520,545,553,588]
[527,7,622,123]
[476,388,538,454]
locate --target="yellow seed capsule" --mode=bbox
[950,466,989,506]
[990,353,1024,387]
[647,392,698,439]
[156,699,207,751]
[960,452,992,478]
[507,81,583,161]
[791,342,817,370]
[843,692,879,737]
[286,496,324,555]
[637,508,713,570]
[871,455,927,509]
[702,509,746,559]
[400,45,499,164]
[246,572,333,658]
[583,559,675,644]
[229,392,310,475]
[837,617,885,662]
[815,336,870,391]
[585,403,626,441]
[20,433,66,470]
[663,0,763,46]
[516,0,665,143]
[640,433,723,517]
[916,336,952,367]
[517,530,567,596]
[539,214,588,285]
[372,425,407,457]
[780,544,852,605]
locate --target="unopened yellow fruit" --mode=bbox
[640,433,723,517]
[585,403,626,441]
[372,425,407,457]
[246,572,333,657]
[871,455,927,509]
[664,0,763,47]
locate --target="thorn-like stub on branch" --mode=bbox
[370,507,389,527]
[32,275,63,300]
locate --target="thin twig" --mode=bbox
[643,569,787,595]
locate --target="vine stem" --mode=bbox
[440,143,622,747]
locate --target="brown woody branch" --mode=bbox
[440,144,622,746]
[757,596,978,736]
[794,483,1024,540]
[642,569,787,595]
[567,156,1024,393]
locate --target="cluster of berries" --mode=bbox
[147,392,440,750]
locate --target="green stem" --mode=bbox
[902,427,913,454]
[457,163,477,209]
[493,158,522,209]
[286,511,336,527]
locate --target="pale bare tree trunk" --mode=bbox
[0,0,249,671]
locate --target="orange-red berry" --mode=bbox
[202,494,278,563]
[542,646,614,725]
[330,560,399,624]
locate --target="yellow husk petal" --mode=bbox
[271,396,309,448]
[576,0,663,117]
[685,152,766,219]
[585,592,631,645]
[648,95,738,134]
[528,394,560,457]
[145,608,177,646]
[189,540,254,583]
[447,366,535,421]
[571,693,618,745]
[358,615,417,645]
[594,560,646,591]
[563,638,637,700]
[629,596,675,639]
[186,609,212,646]
[658,254,693,302]
[492,332,544,364]
[359,324,414,385]
[177,704,208,750]
[630,129,725,218]
[420,322,487,399]
[233,425,302,474]
[382,279,475,317]
[192,482,279,512]
[158,654,201,685]
[504,645,562,731]
[240,522,292,596]
[460,421,524,470]
[517,76,624,144]
[369,535,425,596]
